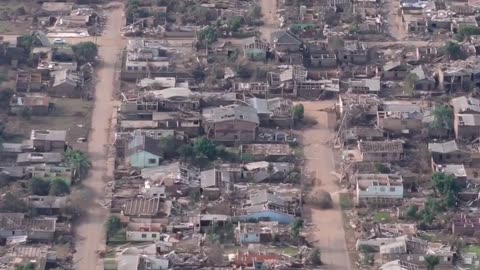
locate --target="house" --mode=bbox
[240,143,294,161]
[270,31,302,52]
[377,101,425,134]
[10,94,51,116]
[355,174,404,206]
[15,70,46,93]
[17,152,63,166]
[49,70,84,98]
[26,196,67,215]
[310,46,337,68]
[243,37,269,61]
[416,47,439,62]
[30,130,67,152]
[410,65,436,92]
[338,41,368,64]
[246,97,293,128]
[147,87,201,111]
[348,78,381,94]
[236,221,286,244]
[125,218,167,242]
[358,140,404,162]
[126,135,164,168]
[26,164,74,185]
[202,105,259,143]
[0,141,34,160]
[451,96,480,114]
[428,140,472,165]
[238,190,300,224]
[455,114,480,140]
[379,62,409,80]
[243,161,295,182]
[438,66,474,93]
[122,197,171,218]
[452,213,480,236]
[232,251,284,269]
[342,127,384,146]
[123,40,170,76]
[0,213,56,241]
[40,2,74,15]
[433,163,468,186]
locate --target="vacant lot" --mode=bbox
[4,98,93,151]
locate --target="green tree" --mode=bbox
[20,107,31,120]
[246,4,262,25]
[15,262,35,270]
[0,89,14,107]
[1,192,27,213]
[403,73,419,96]
[444,42,466,60]
[311,248,322,265]
[177,144,195,160]
[430,105,454,134]
[49,179,70,196]
[194,137,218,160]
[405,205,418,220]
[105,216,122,238]
[432,172,459,196]
[198,26,218,44]
[425,256,440,270]
[30,177,50,196]
[72,42,98,64]
[375,163,391,173]
[18,34,42,52]
[228,17,243,32]
[291,218,304,240]
[292,104,305,121]
[206,222,235,243]
[65,150,91,180]
[159,135,178,159]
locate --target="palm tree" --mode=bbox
[425,255,440,270]
[65,150,91,180]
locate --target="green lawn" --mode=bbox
[339,193,353,210]
[373,211,392,223]
[464,245,480,256]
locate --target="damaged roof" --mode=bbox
[0,213,56,232]
[203,105,259,124]
[428,140,463,153]
[271,31,302,45]
[123,197,161,216]
[359,140,404,153]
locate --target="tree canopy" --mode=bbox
[198,26,218,45]
[65,150,91,179]
[403,73,419,96]
[292,104,305,121]
[105,216,122,238]
[444,42,466,60]
[72,42,99,64]
[430,105,454,132]
[49,179,70,196]
[30,177,51,196]
[15,263,35,270]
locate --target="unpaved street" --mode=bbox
[73,4,124,270]
[384,0,406,40]
[301,101,352,270]
[258,0,278,40]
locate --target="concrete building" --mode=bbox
[0,213,56,241]
[358,140,404,162]
[30,130,67,152]
[355,174,404,206]
[202,105,259,143]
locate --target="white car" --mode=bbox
[53,38,66,45]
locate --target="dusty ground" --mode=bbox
[384,0,406,40]
[301,101,352,270]
[73,3,124,270]
[4,98,92,151]
[258,0,278,41]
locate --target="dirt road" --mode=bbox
[73,4,124,270]
[258,0,278,40]
[301,101,352,270]
[384,0,406,40]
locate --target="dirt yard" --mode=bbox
[4,98,93,151]
[300,101,352,270]
[384,0,406,40]
[73,3,124,270]
[258,0,278,41]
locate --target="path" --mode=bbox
[384,0,406,40]
[301,101,352,270]
[258,0,278,41]
[73,3,124,270]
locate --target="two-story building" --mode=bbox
[355,174,404,206]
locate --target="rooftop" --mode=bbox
[30,130,67,142]
[458,114,480,126]
[356,174,404,190]
[358,140,404,153]
[241,143,294,156]
[428,140,466,153]
[203,105,259,124]
[123,198,161,216]
[17,152,63,164]
[452,96,480,113]
[0,213,56,232]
